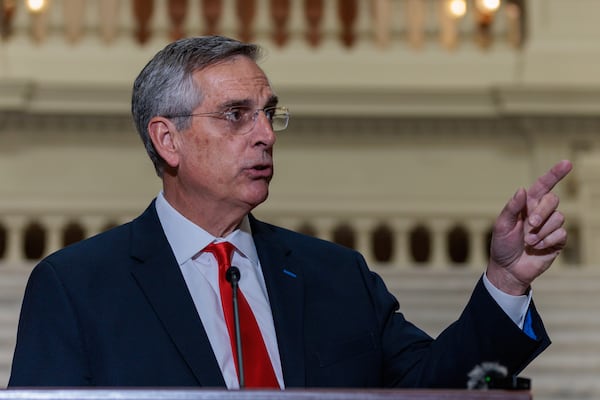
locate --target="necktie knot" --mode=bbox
[203,241,235,272]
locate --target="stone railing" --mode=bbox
[0,202,581,268]
[1,0,524,50]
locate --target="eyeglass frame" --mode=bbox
[163,105,290,135]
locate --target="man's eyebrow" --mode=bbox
[265,96,279,108]
[217,95,279,110]
[219,99,252,109]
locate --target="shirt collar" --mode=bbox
[155,192,259,266]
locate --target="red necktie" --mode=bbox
[203,242,279,388]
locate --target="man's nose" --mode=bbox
[252,111,276,145]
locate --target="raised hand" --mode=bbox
[486,160,573,295]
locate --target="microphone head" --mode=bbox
[467,362,507,389]
[226,266,241,284]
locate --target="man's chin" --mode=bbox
[244,188,270,210]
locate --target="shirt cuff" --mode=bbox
[482,273,532,329]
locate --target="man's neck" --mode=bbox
[162,190,248,238]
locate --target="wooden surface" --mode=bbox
[0,389,531,400]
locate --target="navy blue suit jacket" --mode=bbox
[9,201,550,387]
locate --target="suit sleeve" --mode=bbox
[9,260,92,386]
[377,273,551,388]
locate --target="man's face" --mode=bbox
[173,56,277,215]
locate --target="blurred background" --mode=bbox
[1,0,600,398]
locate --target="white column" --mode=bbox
[371,0,391,48]
[466,218,491,269]
[29,0,52,43]
[98,0,121,43]
[312,217,336,243]
[438,0,460,50]
[4,216,27,263]
[429,218,451,269]
[390,218,412,269]
[354,217,377,266]
[63,0,86,43]
[81,215,108,239]
[42,215,66,257]
[406,0,425,49]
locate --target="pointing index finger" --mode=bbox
[527,160,573,206]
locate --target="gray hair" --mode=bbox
[131,36,263,177]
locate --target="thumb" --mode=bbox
[490,188,528,269]
[495,188,527,237]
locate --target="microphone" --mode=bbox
[226,266,244,389]
[467,362,531,390]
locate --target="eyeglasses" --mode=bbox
[165,106,290,135]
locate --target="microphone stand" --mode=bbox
[226,266,244,389]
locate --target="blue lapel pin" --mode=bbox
[283,269,297,278]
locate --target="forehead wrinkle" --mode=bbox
[194,57,275,110]
[217,94,279,110]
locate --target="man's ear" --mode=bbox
[148,117,180,169]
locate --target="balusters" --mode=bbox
[371,0,391,48]
[439,0,460,50]
[304,0,323,47]
[430,219,452,268]
[354,218,377,266]
[168,0,188,40]
[506,0,525,48]
[201,0,222,35]
[1,0,16,40]
[236,0,255,42]
[99,0,121,44]
[0,0,521,54]
[466,219,490,268]
[337,0,357,47]
[474,1,494,49]
[63,0,85,43]
[29,0,51,44]
[41,216,66,256]
[0,210,521,268]
[132,0,154,44]
[3,216,26,263]
[391,219,412,269]
[406,0,425,49]
[271,0,290,47]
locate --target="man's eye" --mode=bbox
[264,107,276,120]
[224,108,247,123]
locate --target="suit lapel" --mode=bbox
[250,216,306,387]
[129,202,225,387]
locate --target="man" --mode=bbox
[9,35,572,388]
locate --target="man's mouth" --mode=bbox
[246,163,273,178]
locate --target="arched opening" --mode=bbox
[372,224,393,263]
[333,223,355,250]
[63,222,85,247]
[410,225,431,265]
[24,222,46,260]
[447,225,469,265]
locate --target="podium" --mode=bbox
[0,389,531,400]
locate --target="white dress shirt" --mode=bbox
[155,192,284,389]
[483,273,532,329]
